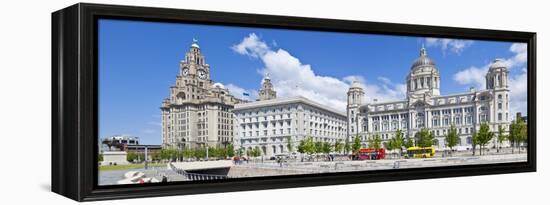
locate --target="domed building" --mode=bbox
[407,47,441,97]
[161,39,247,149]
[348,47,511,150]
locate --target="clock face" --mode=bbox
[198,70,207,79]
[182,67,189,76]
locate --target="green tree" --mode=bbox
[247,147,253,157]
[352,135,362,153]
[344,139,352,154]
[334,139,344,154]
[416,128,434,148]
[286,136,294,153]
[237,147,244,156]
[384,141,394,158]
[405,137,414,149]
[252,146,263,157]
[127,151,143,162]
[226,144,235,158]
[445,125,460,156]
[497,126,507,153]
[305,137,316,155]
[368,134,382,149]
[474,123,494,155]
[158,148,179,161]
[471,132,478,156]
[194,147,206,159]
[151,151,161,161]
[509,120,518,153]
[297,138,306,154]
[322,142,332,155]
[509,118,527,154]
[393,129,405,157]
[512,118,528,153]
[98,153,103,162]
[314,141,323,154]
[298,136,315,156]
[183,148,194,159]
[520,120,528,152]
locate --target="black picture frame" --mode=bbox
[52,3,537,202]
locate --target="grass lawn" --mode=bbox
[99,163,166,171]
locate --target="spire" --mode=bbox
[420,44,427,56]
[191,38,200,48]
[264,72,271,80]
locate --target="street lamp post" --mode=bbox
[144,146,148,170]
[205,144,209,161]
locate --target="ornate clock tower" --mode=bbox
[179,39,210,82]
[161,39,243,149]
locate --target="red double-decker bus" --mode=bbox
[354,148,385,160]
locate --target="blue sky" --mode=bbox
[99,19,527,145]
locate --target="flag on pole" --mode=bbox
[243,92,250,96]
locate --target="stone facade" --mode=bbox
[349,47,511,150]
[258,74,277,101]
[234,94,348,157]
[161,40,245,149]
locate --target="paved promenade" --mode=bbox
[99,153,527,184]
[230,153,527,177]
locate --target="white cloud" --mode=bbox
[425,37,474,55]
[231,33,269,58]
[453,65,489,89]
[509,68,528,116]
[503,43,527,68]
[453,43,528,116]
[232,33,406,112]
[377,77,392,85]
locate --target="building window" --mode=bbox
[454,116,462,125]
[432,118,438,127]
[498,103,502,109]
[498,113,502,121]
[479,114,487,122]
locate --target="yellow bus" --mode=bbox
[403,147,435,158]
